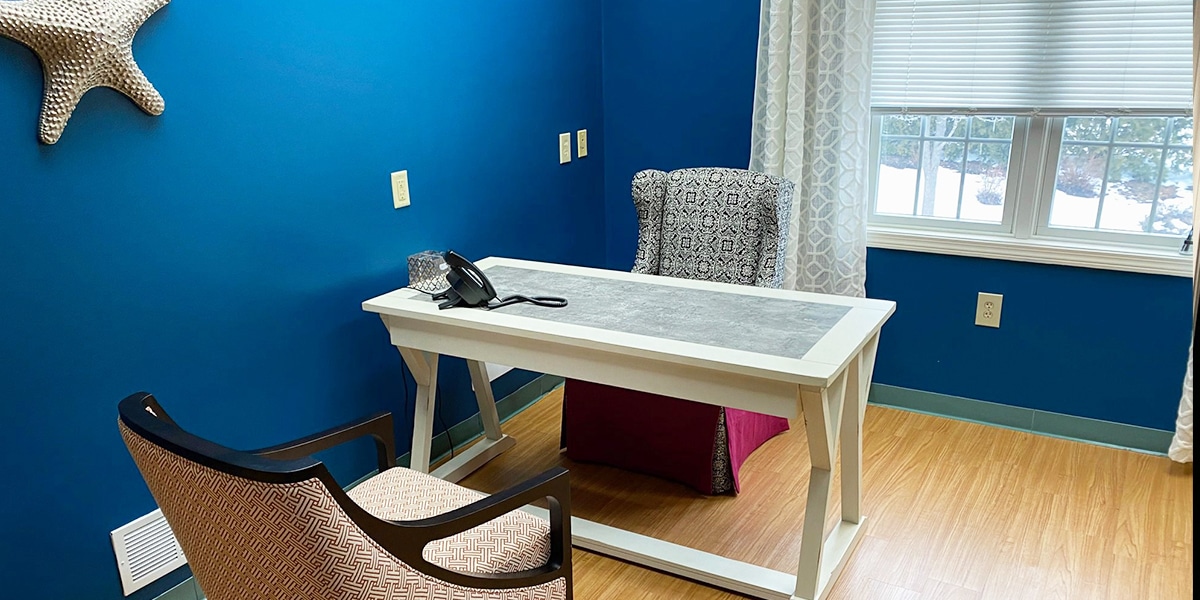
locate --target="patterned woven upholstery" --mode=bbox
[632,167,792,287]
[348,468,552,575]
[120,421,565,600]
[564,167,793,495]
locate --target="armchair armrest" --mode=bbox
[253,412,396,472]
[343,466,573,592]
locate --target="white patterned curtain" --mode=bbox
[1168,3,1197,464]
[749,0,874,297]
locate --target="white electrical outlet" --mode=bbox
[391,170,410,209]
[559,132,571,164]
[577,129,588,158]
[975,292,1003,328]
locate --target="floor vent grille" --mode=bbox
[111,508,187,595]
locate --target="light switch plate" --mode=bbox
[559,132,571,164]
[391,170,410,209]
[577,129,588,158]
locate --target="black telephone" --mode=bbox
[434,251,568,311]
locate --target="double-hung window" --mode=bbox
[869,0,1195,275]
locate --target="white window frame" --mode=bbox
[867,111,1195,278]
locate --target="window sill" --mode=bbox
[867,226,1194,278]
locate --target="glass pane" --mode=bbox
[1152,148,1195,235]
[881,115,921,136]
[915,140,964,218]
[1169,117,1193,146]
[926,115,966,139]
[1114,117,1167,144]
[969,116,1014,140]
[1099,147,1160,232]
[876,139,919,215]
[1049,144,1107,228]
[1108,147,1163,204]
[959,142,1010,223]
[1062,117,1112,142]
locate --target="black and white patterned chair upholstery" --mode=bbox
[631,168,792,287]
[563,167,794,495]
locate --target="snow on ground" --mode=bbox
[876,165,1193,235]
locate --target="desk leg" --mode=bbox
[794,367,865,600]
[840,334,878,524]
[428,361,517,483]
[466,360,503,441]
[396,347,439,473]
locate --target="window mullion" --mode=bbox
[1012,116,1048,240]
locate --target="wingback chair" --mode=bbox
[562,167,794,494]
[119,392,572,600]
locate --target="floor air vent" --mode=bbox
[111,509,187,595]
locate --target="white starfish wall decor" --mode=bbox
[0,0,169,144]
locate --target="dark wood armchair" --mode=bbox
[118,392,572,599]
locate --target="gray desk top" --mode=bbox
[478,265,850,360]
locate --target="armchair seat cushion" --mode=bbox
[348,467,552,575]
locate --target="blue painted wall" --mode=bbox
[598,0,1192,431]
[600,0,762,267]
[867,250,1192,430]
[0,2,604,598]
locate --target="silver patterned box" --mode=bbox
[407,251,450,294]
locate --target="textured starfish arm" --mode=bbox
[1,0,170,144]
[37,64,90,144]
[106,50,164,115]
[128,0,170,29]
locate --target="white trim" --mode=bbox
[1012,116,1053,240]
[868,226,1194,277]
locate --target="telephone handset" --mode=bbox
[434,251,567,311]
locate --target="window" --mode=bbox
[868,0,1194,274]
[1047,116,1193,237]
[875,114,1015,227]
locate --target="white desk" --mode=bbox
[363,257,895,600]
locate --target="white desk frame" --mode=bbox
[363,258,894,600]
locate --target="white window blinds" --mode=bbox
[871,0,1194,115]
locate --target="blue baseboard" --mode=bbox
[157,374,564,600]
[156,579,199,600]
[869,383,1174,455]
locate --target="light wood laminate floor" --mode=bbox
[451,387,1193,600]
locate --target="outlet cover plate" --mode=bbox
[559,132,571,164]
[975,292,1003,328]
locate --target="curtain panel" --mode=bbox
[749,0,874,297]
